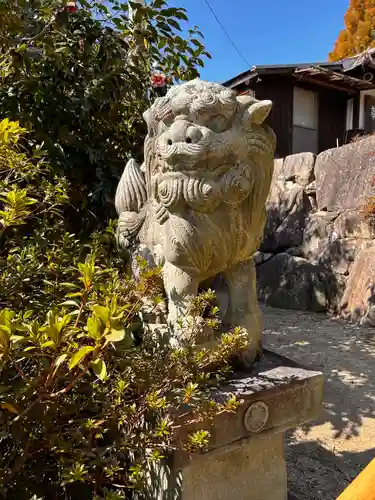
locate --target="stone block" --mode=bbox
[253,251,274,265]
[143,351,323,500]
[302,211,337,261]
[272,157,284,181]
[305,180,316,196]
[318,238,375,276]
[282,152,316,186]
[315,136,375,212]
[262,182,312,252]
[284,247,302,256]
[257,253,333,312]
[304,233,374,277]
[340,246,375,324]
[333,210,375,239]
[181,433,287,500]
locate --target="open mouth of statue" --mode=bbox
[159,162,232,180]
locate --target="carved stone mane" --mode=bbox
[115,79,276,365]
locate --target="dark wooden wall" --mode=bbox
[239,75,350,157]
[318,88,347,152]
[248,77,293,158]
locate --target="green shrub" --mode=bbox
[0,120,245,500]
[0,0,211,231]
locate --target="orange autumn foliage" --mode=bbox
[329,0,375,61]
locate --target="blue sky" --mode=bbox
[169,0,350,83]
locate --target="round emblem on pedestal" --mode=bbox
[244,401,269,433]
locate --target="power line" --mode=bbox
[203,0,251,68]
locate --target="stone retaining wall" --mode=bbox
[256,136,375,324]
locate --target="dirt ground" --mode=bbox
[261,304,375,500]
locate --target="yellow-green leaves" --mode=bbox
[86,314,102,340]
[104,327,125,343]
[146,391,167,410]
[86,302,129,347]
[0,188,37,230]
[54,353,68,369]
[155,418,172,438]
[43,311,72,348]
[78,254,95,290]
[91,358,107,381]
[0,327,10,361]
[223,394,241,413]
[61,463,88,485]
[0,308,16,360]
[183,382,199,403]
[69,345,95,370]
[0,118,26,147]
[186,430,210,452]
[91,305,109,324]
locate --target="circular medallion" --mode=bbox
[244,401,269,433]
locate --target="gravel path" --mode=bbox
[261,304,375,500]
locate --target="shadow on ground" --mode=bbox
[286,440,375,500]
[261,304,375,500]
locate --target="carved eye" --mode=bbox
[167,139,172,145]
[186,126,202,144]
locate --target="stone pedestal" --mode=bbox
[181,432,287,500]
[143,350,323,500]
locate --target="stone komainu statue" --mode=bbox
[115,79,276,364]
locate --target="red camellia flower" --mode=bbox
[151,72,166,88]
[65,1,77,13]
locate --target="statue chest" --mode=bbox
[142,203,256,277]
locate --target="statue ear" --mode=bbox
[237,95,257,108]
[247,99,272,125]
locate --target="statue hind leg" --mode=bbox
[222,258,262,366]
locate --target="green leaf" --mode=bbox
[87,315,102,340]
[10,335,26,343]
[168,19,181,31]
[69,346,95,370]
[175,11,188,21]
[55,47,69,56]
[92,305,109,324]
[191,38,203,47]
[0,330,10,359]
[91,358,107,381]
[0,325,11,336]
[59,300,80,307]
[23,346,37,352]
[41,340,55,348]
[158,38,167,49]
[160,7,178,16]
[105,327,125,343]
[112,17,124,29]
[54,354,68,369]
[61,283,80,290]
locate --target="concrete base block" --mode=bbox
[142,350,323,500]
[182,432,287,500]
